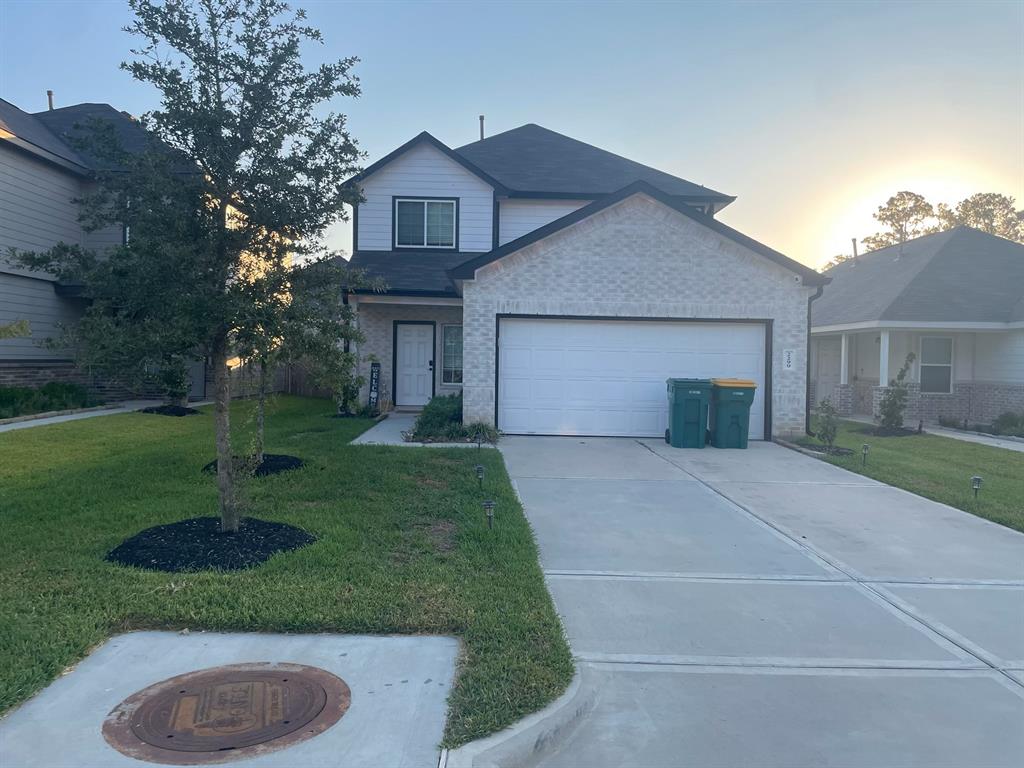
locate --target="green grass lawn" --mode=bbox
[798,419,1024,532]
[0,396,572,746]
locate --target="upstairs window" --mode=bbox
[919,337,953,394]
[394,198,456,249]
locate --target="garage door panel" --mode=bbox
[498,318,766,439]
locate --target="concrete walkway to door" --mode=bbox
[498,437,1024,768]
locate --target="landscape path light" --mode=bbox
[862,444,870,467]
[482,500,495,529]
[475,464,485,490]
[971,475,982,499]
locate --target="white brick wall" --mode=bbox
[355,302,464,405]
[460,194,814,437]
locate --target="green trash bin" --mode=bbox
[709,378,757,448]
[665,378,713,449]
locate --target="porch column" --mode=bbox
[879,330,890,385]
[839,333,849,386]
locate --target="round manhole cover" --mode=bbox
[102,663,350,764]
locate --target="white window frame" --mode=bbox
[919,335,954,394]
[394,198,456,249]
[441,324,463,385]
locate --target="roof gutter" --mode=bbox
[805,284,825,436]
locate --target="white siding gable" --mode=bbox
[498,199,589,245]
[357,143,494,252]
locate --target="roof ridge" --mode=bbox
[455,123,727,196]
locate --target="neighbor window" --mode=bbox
[920,337,953,394]
[394,198,456,248]
[442,325,463,384]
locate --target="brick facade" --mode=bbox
[355,302,464,407]
[459,194,814,437]
[872,381,1024,425]
[0,360,166,401]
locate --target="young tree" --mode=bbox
[878,352,916,430]
[119,0,363,531]
[862,191,935,252]
[936,193,1024,243]
[814,398,839,452]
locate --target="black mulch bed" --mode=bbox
[201,454,305,477]
[139,404,200,417]
[105,516,317,572]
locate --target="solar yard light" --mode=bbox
[475,464,485,489]
[862,443,869,466]
[482,500,496,529]
[474,430,483,451]
[971,475,983,499]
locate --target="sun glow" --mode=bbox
[813,154,1019,267]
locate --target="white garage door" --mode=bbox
[498,318,766,439]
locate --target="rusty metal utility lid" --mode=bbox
[102,663,350,764]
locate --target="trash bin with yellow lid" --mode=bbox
[709,378,757,449]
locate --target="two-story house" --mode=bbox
[0,97,206,400]
[347,124,828,439]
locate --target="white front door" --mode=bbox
[498,318,767,438]
[395,323,434,406]
[816,337,842,404]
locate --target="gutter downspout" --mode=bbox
[806,284,825,435]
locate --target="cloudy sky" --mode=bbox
[2,0,1021,267]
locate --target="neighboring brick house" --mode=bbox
[0,97,207,400]
[347,124,827,439]
[809,227,1024,425]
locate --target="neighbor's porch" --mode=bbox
[810,328,1009,424]
[352,295,463,410]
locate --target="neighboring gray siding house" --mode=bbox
[809,227,1024,424]
[348,125,827,439]
[0,97,206,399]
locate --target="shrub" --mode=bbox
[878,353,915,430]
[406,392,499,443]
[992,411,1024,437]
[0,382,94,419]
[814,398,839,452]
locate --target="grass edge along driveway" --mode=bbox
[798,419,1023,533]
[0,396,573,747]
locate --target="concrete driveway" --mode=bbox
[499,438,1024,767]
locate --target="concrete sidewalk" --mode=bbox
[0,631,459,767]
[352,411,496,448]
[0,400,164,433]
[494,437,1024,768]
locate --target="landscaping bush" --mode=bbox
[814,398,839,452]
[992,411,1024,437]
[406,392,499,443]
[878,352,915,430]
[0,382,95,419]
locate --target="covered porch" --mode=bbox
[810,326,1008,424]
[350,294,463,410]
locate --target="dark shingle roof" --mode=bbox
[348,250,474,296]
[0,99,161,174]
[0,98,88,169]
[455,124,733,203]
[33,103,153,171]
[812,227,1024,327]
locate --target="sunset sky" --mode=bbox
[1,0,1021,268]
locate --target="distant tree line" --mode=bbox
[822,191,1023,271]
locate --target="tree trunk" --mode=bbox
[255,361,267,464]
[212,333,238,533]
